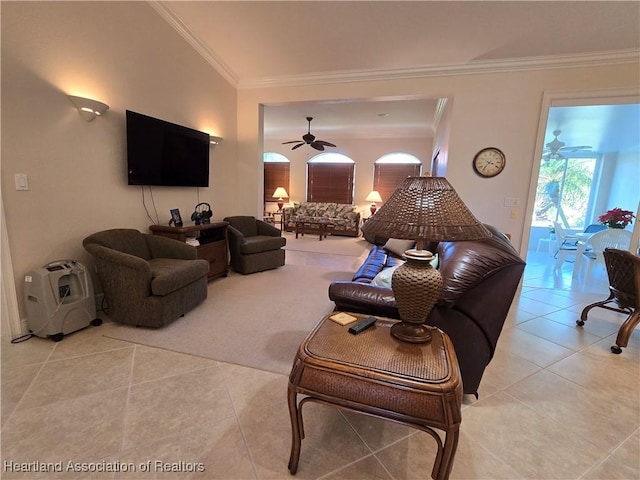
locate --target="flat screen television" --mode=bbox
[126,110,210,187]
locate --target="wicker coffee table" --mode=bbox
[287,313,462,480]
[294,218,334,241]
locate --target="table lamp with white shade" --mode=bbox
[365,190,383,215]
[272,187,289,211]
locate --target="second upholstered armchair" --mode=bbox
[224,216,286,274]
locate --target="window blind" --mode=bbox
[307,163,354,204]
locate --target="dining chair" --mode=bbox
[553,221,579,271]
[577,248,640,354]
[582,223,607,234]
[575,229,633,283]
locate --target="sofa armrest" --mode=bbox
[283,206,295,219]
[145,234,198,260]
[84,243,153,296]
[257,220,282,237]
[226,225,246,256]
[84,243,150,272]
[328,281,399,318]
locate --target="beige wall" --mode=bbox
[237,64,640,250]
[263,136,433,218]
[1,2,238,327]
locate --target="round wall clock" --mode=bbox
[472,147,506,178]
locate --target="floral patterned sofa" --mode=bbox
[283,202,360,237]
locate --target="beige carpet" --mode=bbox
[102,262,356,375]
[283,231,370,257]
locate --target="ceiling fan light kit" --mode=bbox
[543,129,592,160]
[282,117,337,151]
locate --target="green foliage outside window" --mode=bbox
[533,157,596,230]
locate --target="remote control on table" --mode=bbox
[348,316,377,335]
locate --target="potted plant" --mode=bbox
[597,208,635,229]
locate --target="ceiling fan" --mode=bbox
[542,129,592,160]
[282,117,337,151]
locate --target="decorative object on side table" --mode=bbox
[272,187,289,211]
[361,176,491,343]
[190,202,213,225]
[365,190,383,215]
[169,208,183,227]
[598,207,635,229]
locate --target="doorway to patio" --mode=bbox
[524,90,640,292]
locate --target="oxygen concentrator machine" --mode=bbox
[24,260,100,341]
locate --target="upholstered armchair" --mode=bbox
[83,229,209,328]
[223,216,286,274]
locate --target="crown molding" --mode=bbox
[238,49,640,90]
[150,2,638,93]
[149,1,239,88]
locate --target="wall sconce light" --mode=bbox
[210,135,223,147]
[68,95,109,121]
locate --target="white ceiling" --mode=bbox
[263,97,442,141]
[156,1,640,152]
[546,104,640,156]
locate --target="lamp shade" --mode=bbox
[361,176,491,243]
[365,190,383,203]
[360,176,491,344]
[272,187,289,199]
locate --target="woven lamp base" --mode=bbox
[391,249,443,343]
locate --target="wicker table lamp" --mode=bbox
[361,176,491,343]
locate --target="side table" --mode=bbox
[149,222,229,280]
[263,212,283,230]
[288,313,462,480]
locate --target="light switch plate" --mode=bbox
[14,174,29,191]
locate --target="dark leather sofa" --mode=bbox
[328,224,525,396]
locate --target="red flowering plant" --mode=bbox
[597,208,636,229]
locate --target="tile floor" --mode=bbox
[1,248,638,479]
